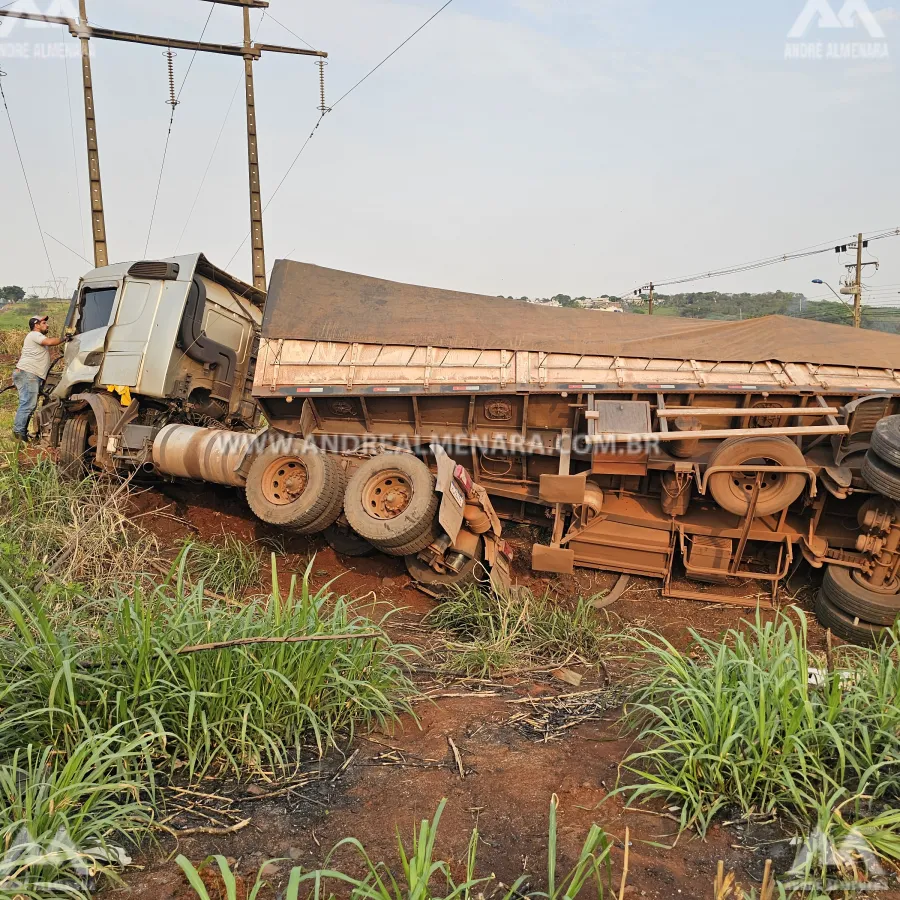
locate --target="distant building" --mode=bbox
[527,298,561,307]
[582,297,623,312]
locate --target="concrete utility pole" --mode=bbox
[854,232,864,330]
[0,0,326,287]
[241,4,265,290]
[78,0,107,268]
[634,283,654,314]
[836,232,878,329]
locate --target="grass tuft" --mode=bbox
[0,555,417,778]
[177,795,614,900]
[619,608,900,887]
[0,454,419,895]
[0,730,156,899]
[0,453,159,592]
[426,584,608,678]
[182,534,263,597]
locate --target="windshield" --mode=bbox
[77,286,118,334]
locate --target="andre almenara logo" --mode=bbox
[785,0,890,60]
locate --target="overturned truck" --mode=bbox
[45,255,900,643]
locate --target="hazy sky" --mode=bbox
[1,0,898,307]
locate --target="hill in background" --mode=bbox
[627,291,900,334]
[522,290,900,333]
[0,298,70,333]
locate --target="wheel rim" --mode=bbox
[724,456,785,505]
[852,569,900,596]
[261,457,309,505]
[362,469,413,520]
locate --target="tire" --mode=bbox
[861,450,900,502]
[343,454,440,549]
[822,565,900,627]
[246,444,346,531]
[323,524,375,557]
[706,435,807,517]
[381,519,444,557]
[296,471,347,536]
[814,590,888,647]
[59,414,92,476]
[870,415,900,469]
[406,541,487,598]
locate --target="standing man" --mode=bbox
[12,316,68,442]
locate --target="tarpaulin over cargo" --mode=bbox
[264,261,900,368]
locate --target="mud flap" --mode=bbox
[484,533,514,596]
[490,554,513,596]
[539,473,586,504]
[433,445,466,543]
[532,544,575,575]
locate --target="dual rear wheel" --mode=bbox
[245,449,446,551]
[245,447,481,595]
[245,443,347,535]
[815,414,900,645]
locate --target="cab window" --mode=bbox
[77,286,118,334]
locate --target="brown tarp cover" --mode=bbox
[264,260,900,368]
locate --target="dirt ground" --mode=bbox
[97,480,900,900]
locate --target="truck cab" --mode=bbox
[45,253,265,471]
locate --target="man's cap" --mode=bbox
[28,316,48,330]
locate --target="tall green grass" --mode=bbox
[183,534,263,598]
[620,610,900,843]
[0,730,156,899]
[0,455,419,895]
[178,795,614,900]
[426,585,608,677]
[0,557,417,778]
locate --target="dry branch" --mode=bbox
[176,631,381,655]
[618,826,630,900]
[158,818,250,838]
[447,736,465,779]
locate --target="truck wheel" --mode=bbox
[59,414,93,476]
[295,471,348,536]
[323,523,374,557]
[382,519,444,557]
[406,541,487,598]
[870,415,900,469]
[862,450,900,502]
[822,565,900,627]
[814,590,887,647]
[246,444,346,532]
[343,454,440,551]
[706,435,806,517]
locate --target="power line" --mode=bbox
[145,5,215,257]
[0,68,57,285]
[174,10,267,256]
[331,0,455,110]
[175,5,214,103]
[620,229,900,298]
[224,0,457,272]
[264,11,316,51]
[224,112,323,270]
[45,231,92,267]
